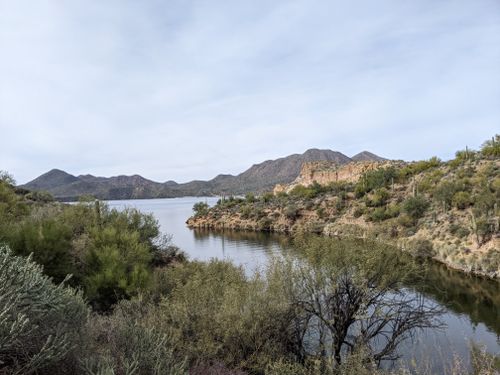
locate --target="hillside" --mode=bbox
[187,138,500,278]
[22,149,384,200]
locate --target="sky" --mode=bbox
[1,0,499,184]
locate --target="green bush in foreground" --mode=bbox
[0,246,88,375]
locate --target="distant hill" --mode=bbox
[22,149,386,200]
[351,151,387,162]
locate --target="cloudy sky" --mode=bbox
[1,0,499,184]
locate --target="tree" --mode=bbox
[276,237,443,370]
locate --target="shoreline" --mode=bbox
[187,219,499,280]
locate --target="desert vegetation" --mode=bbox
[1,232,498,374]
[0,136,499,374]
[187,136,500,278]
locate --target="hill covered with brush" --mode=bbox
[188,136,500,278]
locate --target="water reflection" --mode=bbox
[417,263,500,337]
[192,228,291,249]
[106,197,500,363]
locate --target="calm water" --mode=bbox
[107,197,499,368]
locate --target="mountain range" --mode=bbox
[21,149,386,201]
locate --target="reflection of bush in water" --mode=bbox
[192,228,292,248]
[414,262,500,335]
[193,230,500,337]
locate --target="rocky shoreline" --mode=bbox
[187,157,500,280]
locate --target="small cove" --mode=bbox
[107,197,499,370]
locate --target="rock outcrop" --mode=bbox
[274,161,395,194]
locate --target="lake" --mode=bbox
[107,197,499,370]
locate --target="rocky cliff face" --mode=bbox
[274,161,392,194]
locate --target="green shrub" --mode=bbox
[0,180,30,224]
[450,148,477,167]
[84,300,186,375]
[355,167,397,197]
[193,202,210,217]
[398,214,416,229]
[0,246,88,375]
[365,188,390,207]
[402,196,429,220]
[155,260,295,372]
[433,181,457,210]
[452,191,472,209]
[480,134,500,157]
[261,192,275,203]
[417,170,444,193]
[368,207,389,222]
[265,359,307,375]
[289,185,318,199]
[398,157,442,180]
[6,218,75,283]
[85,225,153,311]
[245,193,256,203]
[240,205,252,219]
[474,185,496,214]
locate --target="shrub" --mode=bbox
[365,188,390,207]
[84,300,186,375]
[353,206,365,218]
[402,196,429,220]
[450,148,477,167]
[406,238,435,258]
[85,225,153,311]
[240,205,252,219]
[155,260,296,373]
[245,193,256,203]
[480,134,500,157]
[261,192,275,203]
[433,181,457,210]
[289,185,317,199]
[417,170,444,193]
[193,202,210,217]
[281,237,442,371]
[368,207,390,222]
[259,217,274,231]
[398,157,442,180]
[6,218,75,283]
[0,246,88,375]
[452,191,472,210]
[284,204,300,220]
[474,185,496,215]
[355,167,397,197]
[265,359,307,375]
